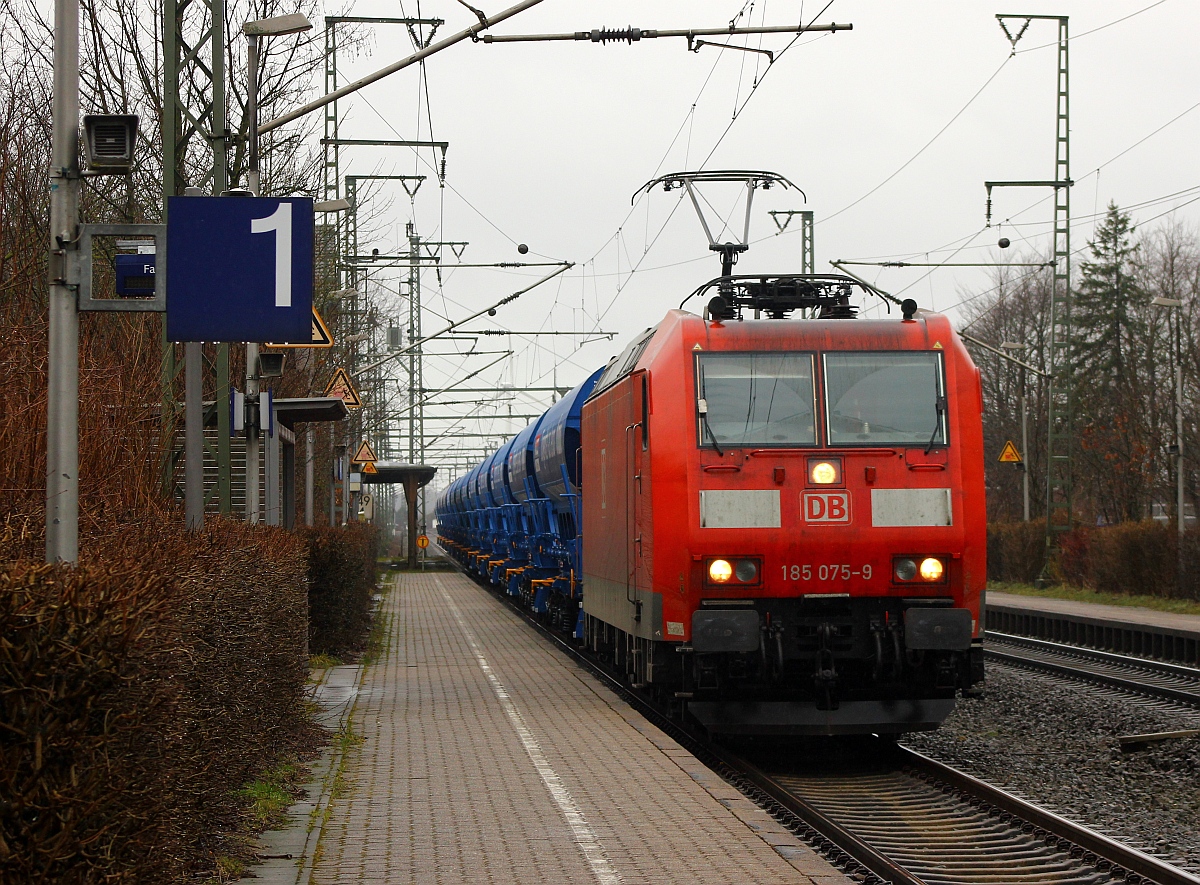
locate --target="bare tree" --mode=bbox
[960,260,1053,522]
[961,212,1200,528]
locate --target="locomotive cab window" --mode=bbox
[696,353,817,447]
[824,352,947,447]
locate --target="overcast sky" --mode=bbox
[319,0,1199,471]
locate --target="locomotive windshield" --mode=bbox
[696,353,817,447]
[824,352,947,446]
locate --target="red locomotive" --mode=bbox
[579,275,986,735]
[440,272,986,736]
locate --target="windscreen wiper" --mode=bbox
[925,395,948,455]
[698,365,724,456]
[698,398,724,456]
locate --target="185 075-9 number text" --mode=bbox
[781,564,872,581]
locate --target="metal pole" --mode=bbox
[329,436,337,526]
[246,342,259,523]
[46,0,80,563]
[246,33,260,195]
[405,475,419,568]
[212,0,232,515]
[185,342,204,529]
[1043,16,1073,565]
[244,34,261,524]
[341,445,350,525]
[1021,385,1030,523]
[480,21,851,43]
[164,0,230,518]
[217,344,232,512]
[265,410,280,526]
[305,427,314,526]
[408,225,418,466]
[1177,307,1185,535]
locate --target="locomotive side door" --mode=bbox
[631,370,653,608]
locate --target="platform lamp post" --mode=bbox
[1001,342,1031,522]
[243,13,312,196]
[1152,297,1185,536]
[240,13,312,524]
[45,0,81,562]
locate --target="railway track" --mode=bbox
[449,557,1200,885]
[984,632,1200,711]
[732,743,1200,885]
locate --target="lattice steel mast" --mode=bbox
[1046,16,1073,549]
[323,15,441,525]
[163,0,233,513]
[989,15,1072,572]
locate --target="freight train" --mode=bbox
[436,274,986,736]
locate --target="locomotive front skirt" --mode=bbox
[437,279,986,736]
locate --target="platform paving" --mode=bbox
[989,590,1200,636]
[306,570,852,885]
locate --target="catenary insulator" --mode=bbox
[587,27,643,44]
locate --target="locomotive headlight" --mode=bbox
[734,558,759,583]
[919,557,945,582]
[708,559,733,583]
[809,460,840,485]
[893,558,918,582]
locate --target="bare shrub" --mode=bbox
[0,515,311,882]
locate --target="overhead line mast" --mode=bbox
[991,14,1073,578]
[324,14,443,526]
[162,0,233,517]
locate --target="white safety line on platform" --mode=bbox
[441,581,622,885]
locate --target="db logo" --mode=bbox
[803,491,851,524]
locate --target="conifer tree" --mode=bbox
[1073,203,1152,521]
[1074,203,1145,378]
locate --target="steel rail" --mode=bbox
[987,632,1200,682]
[900,746,1200,885]
[985,632,1200,708]
[748,744,1200,884]
[719,751,927,885]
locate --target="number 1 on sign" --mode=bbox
[251,203,292,307]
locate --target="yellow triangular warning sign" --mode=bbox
[324,367,362,409]
[352,440,378,464]
[266,307,334,348]
[932,341,944,349]
[361,461,378,474]
[310,307,333,347]
[998,440,1022,463]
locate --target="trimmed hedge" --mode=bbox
[0,561,174,880]
[986,520,1047,585]
[988,519,1200,600]
[305,523,380,658]
[0,517,310,883]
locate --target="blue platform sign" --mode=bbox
[166,196,313,343]
[114,253,156,296]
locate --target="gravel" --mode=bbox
[902,662,1200,875]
